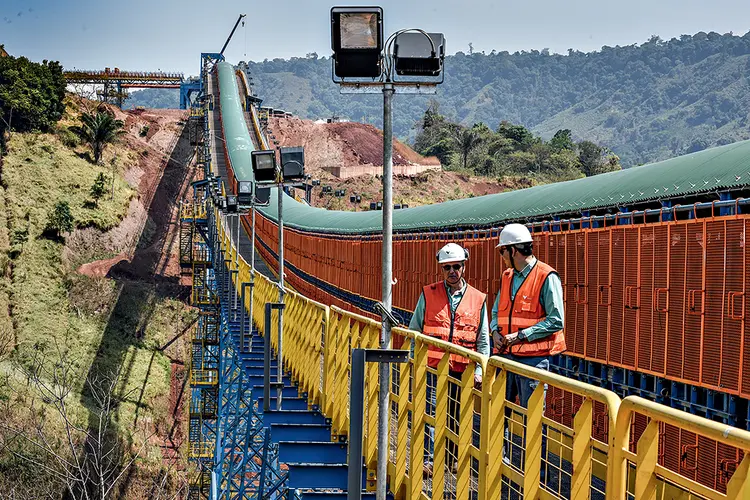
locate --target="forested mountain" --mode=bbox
[243,31,750,167]
[125,88,179,109]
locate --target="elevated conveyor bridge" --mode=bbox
[177,59,750,500]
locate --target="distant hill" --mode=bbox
[243,31,750,167]
[125,88,179,109]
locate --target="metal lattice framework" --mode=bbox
[182,174,288,498]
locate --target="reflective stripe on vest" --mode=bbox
[422,281,487,372]
[495,260,567,357]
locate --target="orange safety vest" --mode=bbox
[422,281,487,373]
[495,260,566,357]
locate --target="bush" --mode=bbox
[55,125,80,148]
[139,125,149,137]
[45,201,74,238]
[90,172,107,207]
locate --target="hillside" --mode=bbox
[0,98,195,498]
[243,31,750,167]
[267,116,530,209]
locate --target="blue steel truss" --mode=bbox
[187,206,288,499]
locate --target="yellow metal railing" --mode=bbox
[189,441,216,459]
[613,396,750,499]
[212,202,750,499]
[191,369,218,386]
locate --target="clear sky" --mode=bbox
[2,0,749,77]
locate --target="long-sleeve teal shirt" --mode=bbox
[490,257,565,343]
[408,280,490,376]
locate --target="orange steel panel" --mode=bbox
[637,226,655,373]
[697,435,720,492]
[679,429,699,483]
[721,219,744,394]
[684,222,705,384]
[743,219,750,397]
[586,231,599,360]
[597,230,611,363]
[667,224,687,380]
[565,231,587,357]
[651,225,668,376]
[609,228,625,367]
[564,233,579,356]
[703,220,727,390]
[662,422,680,473]
[717,442,742,492]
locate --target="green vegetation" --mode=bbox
[70,111,125,164]
[90,172,107,207]
[46,200,74,237]
[125,88,180,109]
[0,53,66,147]
[414,102,619,182]
[240,31,750,166]
[0,119,188,498]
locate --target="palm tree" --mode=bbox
[451,126,483,171]
[70,111,124,164]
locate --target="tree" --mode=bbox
[451,125,483,171]
[578,140,622,176]
[70,111,124,164]
[1,345,152,500]
[0,54,66,141]
[497,121,535,151]
[46,201,74,238]
[550,129,575,151]
[90,173,107,207]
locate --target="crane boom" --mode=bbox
[220,14,247,56]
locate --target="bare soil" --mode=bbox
[267,116,530,210]
[73,107,193,279]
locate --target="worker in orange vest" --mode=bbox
[409,242,489,476]
[491,223,566,408]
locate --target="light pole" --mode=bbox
[251,148,305,408]
[237,179,268,353]
[330,8,445,500]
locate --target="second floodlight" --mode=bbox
[394,32,445,76]
[251,150,278,184]
[280,146,305,181]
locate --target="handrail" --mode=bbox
[212,198,750,499]
[612,396,750,499]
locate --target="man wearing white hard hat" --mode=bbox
[491,223,566,408]
[409,242,489,476]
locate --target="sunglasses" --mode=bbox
[442,264,463,271]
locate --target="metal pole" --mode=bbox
[234,213,240,319]
[277,184,285,409]
[249,203,256,349]
[348,349,366,500]
[376,82,394,500]
[263,303,272,412]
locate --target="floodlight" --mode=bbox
[394,32,445,76]
[251,150,278,184]
[226,195,238,213]
[280,146,305,181]
[255,186,271,206]
[331,6,383,78]
[237,180,253,205]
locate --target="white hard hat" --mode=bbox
[436,243,469,264]
[497,223,533,247]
